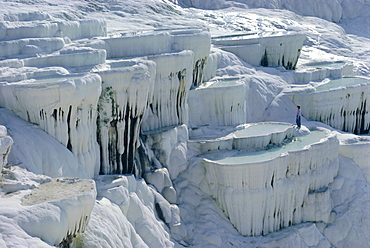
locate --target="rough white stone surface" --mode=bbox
[0,74,102,178]
[0,124,13,172]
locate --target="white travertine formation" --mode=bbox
[142,51,194,132]
[294,61,354,83]
[213,32,306,70]
[88,29,211,88]
[188,122,295,154]
[0,4,368,246]
[202,49,221,83]
[0,108,88,178]
[201,129,339,236]
[143,124,189,180]
[0,37,65,57]
[94,175,184,247]
[169,29,211,87]
[0,124,13,172]
[0,66,69,83]
[288,77,370,134]
[96,60,156,175]
[18,178,96,246]
[0,74,102,178]
[0,19,106,41]
[23,48,106,68]
[188,77,247,127]
[339,142,370,183]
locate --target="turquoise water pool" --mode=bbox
[204,130,326,164]
[233,123,291,138]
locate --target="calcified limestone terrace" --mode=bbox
[0,18,212,179]
[200,128,339,236]
[86,28,211,88]
[188,122,295,153]
[288,77,370,134]
[19,178,96,247]
[0,74,102,178]
[22,47,106,69]
[95,60,155,175]
[188,77,247,127]
[0,19,106,41]
[0,108,88,178]
[141,51,194,132]
[339,141,370,183]
[294,61,354,83]
[212,32,306,70]
[0,125,13,171]
[1,2,370,246]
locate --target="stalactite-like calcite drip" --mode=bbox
[88,29,211,89]
[188,77,247,127]
[96,60,155,175]
[0,74,102,178]
[141,51,194,132]
[169,29,211,88]
[213,32,306,70]
[201,129,339,236]
[288,77,370,134]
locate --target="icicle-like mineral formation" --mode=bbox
[213,32,306,70]
[87,29,211,89]
[188,77,247,127]
[96,60,155,175]
[201,129,339,236]
[19,178,96,247]
[288,77,370,134]
[0,74,102,178]
[141,51,194,132]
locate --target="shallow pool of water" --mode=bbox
[315,77,370,92]
[190,123,291,140]
[34,75,88,84]
[302,61,346,69]
[204,130,326,164]
[233,123,291,138]
[208,78,244,88]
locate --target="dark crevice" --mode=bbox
[260,49,268,67]
[66,105,72,151]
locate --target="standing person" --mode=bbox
[296,105,301,129]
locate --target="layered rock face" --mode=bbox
[1,8,368,246]
[19,178,96,247]
[288,77,370,134]
[95,60,156,175]
[186,124,340,236]
[0,14,212,177]
[0,74,102,178]
[213,32,306,70]
[0,125,13,172]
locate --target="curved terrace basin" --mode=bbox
[294,61,354,83]
[288,76,370,134]
[315,77,370,91]
[206,77,244,88]
[202,128,339,236]
[204,130,325,164]
[299,61,346,69]
[189,122,295,153]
